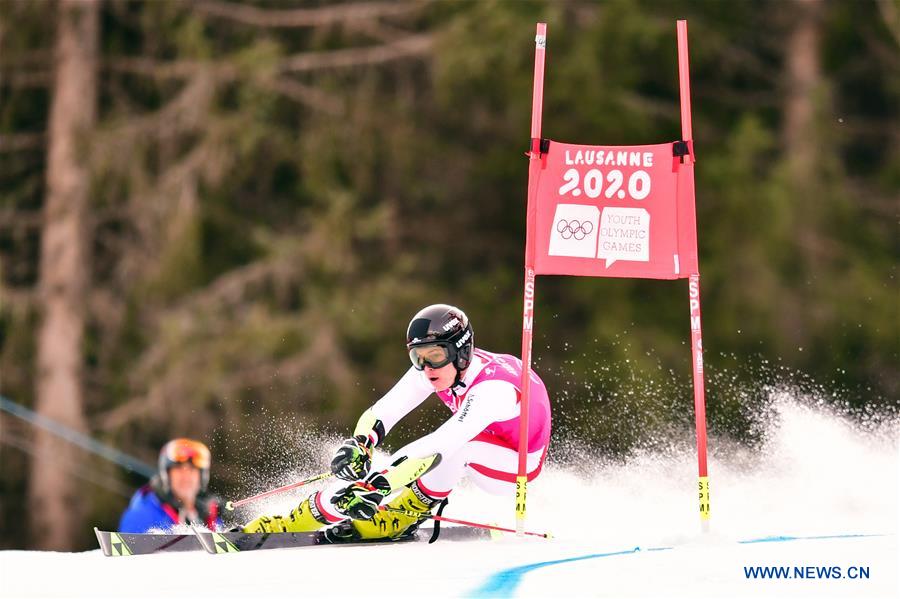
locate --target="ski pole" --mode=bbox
[381,506,552,539]
[225,472,334,511]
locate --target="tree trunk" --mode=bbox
[783,0,823,186]
[28,0,99,550]
[778,0,824,351]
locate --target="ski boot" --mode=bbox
[242,491,330,533]
[349,481,440,540]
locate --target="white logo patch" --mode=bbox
[455,329,472,348]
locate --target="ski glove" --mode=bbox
[331,472,391,520]
[331,435,374,481]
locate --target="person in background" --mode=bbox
[118,438,223,532]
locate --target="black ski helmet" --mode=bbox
[158,438,211,493]
[406,304,474,372]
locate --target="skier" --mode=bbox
[119,438,223,532]
[242,304,551,540]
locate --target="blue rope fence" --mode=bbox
[0,394,156,479]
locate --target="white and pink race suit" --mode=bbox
[317,348,551,521]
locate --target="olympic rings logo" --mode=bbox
[556,219,593,240]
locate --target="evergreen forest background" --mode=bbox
[0,0,897,550]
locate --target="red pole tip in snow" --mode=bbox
[381,507,552,539]
[225,472,333,510]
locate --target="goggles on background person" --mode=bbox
[409,343,455,370]
[161,438,211,470]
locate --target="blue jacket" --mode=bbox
[119,482,223,533]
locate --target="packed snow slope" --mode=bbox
[1,398,897,599]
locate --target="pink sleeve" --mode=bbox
[390,380,518,461]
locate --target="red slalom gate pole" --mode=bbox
[677,19,711,530]
[516,22,548,537]
[689,273,710,528]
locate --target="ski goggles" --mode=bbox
[408,343,454,370]
[162,438,211,470]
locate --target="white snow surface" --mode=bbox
[1,399,898,599]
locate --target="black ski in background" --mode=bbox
[95,525,491,557]
[94,527,201,556]
[193,524,490,554]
